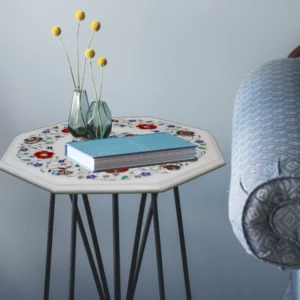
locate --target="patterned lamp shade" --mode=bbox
[230,58,300,268]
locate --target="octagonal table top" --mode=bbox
[0,116,225,194]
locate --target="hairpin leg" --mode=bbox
[113,194,121,300]
[174,186,192,300]
[130,201,153,299]
[69,194,78,300]
[44,193,55,300]
[152,193,166,300]
[82,194,110,300]
[126,193,147,300]
[69,195,105,299]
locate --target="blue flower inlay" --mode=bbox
[87,174,97,179]
[33,163,43,167]
[20,148,28,152]
[195,140,205,144]
[141,172,151,176]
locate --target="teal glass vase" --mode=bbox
[86,101,112,139]
[68,89,89,137]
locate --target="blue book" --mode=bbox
[65,132,197,172]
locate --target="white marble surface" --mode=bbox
[0,116,225,194]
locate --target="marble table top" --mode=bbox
[0,116,225,194]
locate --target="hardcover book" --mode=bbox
[65,132,197,172]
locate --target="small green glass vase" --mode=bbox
[68,89,89,137]
[86,100,112,139]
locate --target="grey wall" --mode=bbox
[0,0,297,299]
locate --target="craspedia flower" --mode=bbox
[85,48,96,58]
[75,10,85,21]
[91,21,101,32]
[98,57,108,67]
[52,26,61,36]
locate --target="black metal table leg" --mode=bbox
[152,193,166,300]
[69,194,78,300]
[126,193,147,300]
[68,195,105,300]
[44,193,55,300]
[42,189,190,300]
[82,194,110,300]
[113,194,121,300]
[130,201,153,300]
[174,187,192,300]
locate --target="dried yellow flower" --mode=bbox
[91,21,101,32]
[85,48,96,59]
[98,57,107,66]
[75,10,85,21]
[52,26,61,36]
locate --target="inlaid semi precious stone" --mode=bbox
[0,117,224,194]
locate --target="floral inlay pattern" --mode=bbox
[16,118,207,181]
[34,151,55,159]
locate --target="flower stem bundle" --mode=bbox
[52,11,102,91]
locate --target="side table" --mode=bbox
[0,116,225,300]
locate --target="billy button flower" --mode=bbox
[52,26,61,36]
[91,21,101,32]
[98,57,107,67]
[85,48,96,58]
[75,10,85,21]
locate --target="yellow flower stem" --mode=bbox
[88,32,94,48]
[89,59,98,100]
[80,32,94,90]
[76,22,80,89]
[99,66,104,102]
[80,58,87,91]
[89,59,102,138]
[59,37,76,89]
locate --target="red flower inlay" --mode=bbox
[34,151,54,159]
[62,128,69,133]
[124,134,137,137]
[106,168,129,174]
[164,164,181,170]
[136,124,157,130]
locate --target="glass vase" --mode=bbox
[86,100,112,139]
[68,89,89,137]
